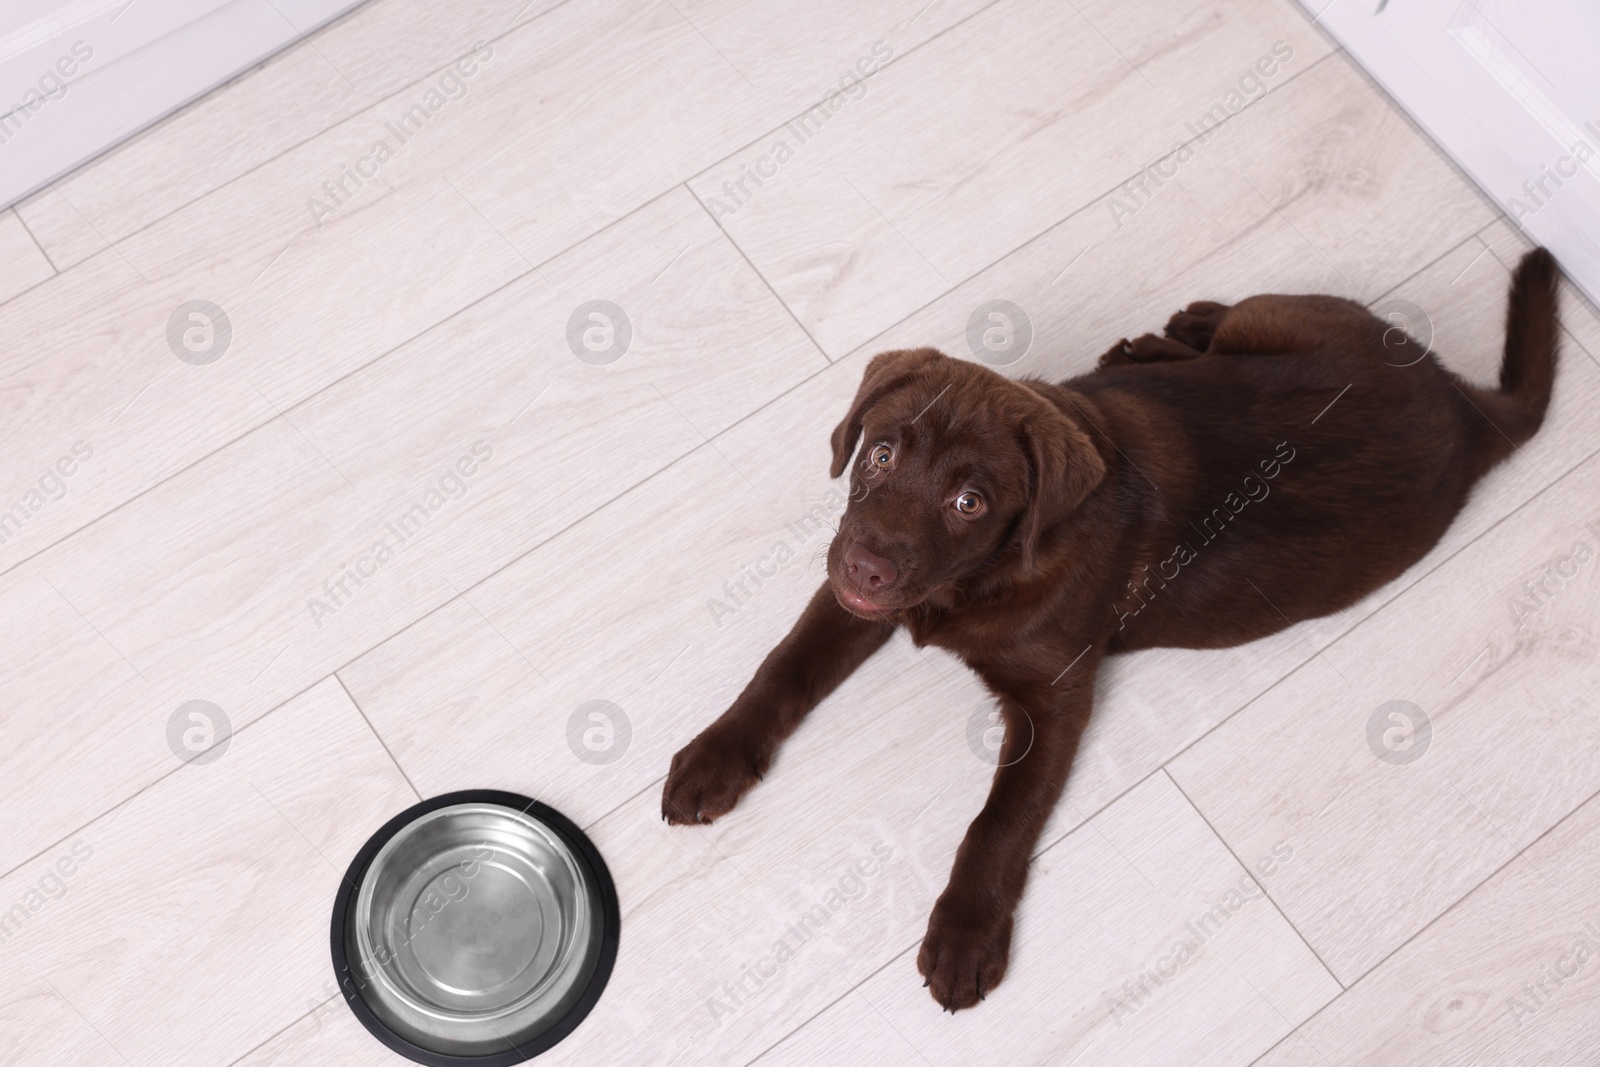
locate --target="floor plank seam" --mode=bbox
[10,207,59,275]
[1558,319,1600,373]
[1243,771,1600,1064]
[1346,774,1600,989]
[220,992,341,1067]
[0,273,54,312]
[581,773,671,834]
[676,0,1006,193]
[1244,1026,1302,1067]
[0,273,57,311]
[742,936,926,1067]
[333,670,424,802]
[1160,768,1347,991]
[1368,229,1484,306]
[0,665,344,883]
[685,181,833,364]
[813,48,1345,368]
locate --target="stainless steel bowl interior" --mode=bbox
[345,803,604,1058]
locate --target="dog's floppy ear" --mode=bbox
[829,348,945,478]
[1018,399,1106,572]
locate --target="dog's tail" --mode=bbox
[1473,247,1559,450]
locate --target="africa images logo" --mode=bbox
[0,841,93,948]
[1113,441,1296,628]
[701,41,894,222]
[703,842,893,1026]
[0,40,96,147]
[305,42,494,227]
[307,442,494,627]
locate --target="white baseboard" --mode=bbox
[0,0,369,210]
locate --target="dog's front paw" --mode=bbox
[661,726,767,826]
[917,894,1013,1012]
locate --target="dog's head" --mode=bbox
[826,348,1106,618]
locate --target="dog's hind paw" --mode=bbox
[1163,300,1229,351]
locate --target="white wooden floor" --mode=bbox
[2,1,1598,1065]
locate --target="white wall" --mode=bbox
[0,0,368,209]
[1305,0,1600,306]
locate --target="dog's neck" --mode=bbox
[898,508,1111,649]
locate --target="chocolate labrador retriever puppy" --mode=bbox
[662,249,1559,1011]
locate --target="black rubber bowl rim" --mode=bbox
[329,789,620,1066]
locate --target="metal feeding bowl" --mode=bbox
[331,790,619,1066]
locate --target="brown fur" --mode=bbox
[662,248,1560,1010]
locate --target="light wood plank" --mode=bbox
[336,386,899,832]
[804,774,1336,1066]
[9,0,567,270]
[656,0,993,100]
[4,2,743,578]
[0,187,820,875]
[688,0,1343,355]
[14,0,989,272]
[0,677,416,1066]
[232,995,418,1066]
[0,209,52,304]
[753,992,925,1066]
[1252,786,1600,1067]
[1170,449,1600,983]
[0,0,991,574]
[0,163,527,570]
[0,980,109,1064]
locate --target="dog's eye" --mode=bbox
[870,444,894,468]
[955,492,984,515]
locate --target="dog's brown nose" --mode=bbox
[844,543,898,591]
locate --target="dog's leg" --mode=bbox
[919,654,1101,1010]
[1207,293,1371,355]
[662,581,896,825]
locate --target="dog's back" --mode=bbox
[1075,249,1560,652]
